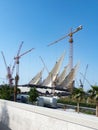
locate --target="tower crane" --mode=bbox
[39,56,49,74]
[1,51,14,86]
[79,64,90,87]
[48,25,82,71]
[14,41,34,101]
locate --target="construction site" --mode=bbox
[0,1,98,129]
[0,25,84,99]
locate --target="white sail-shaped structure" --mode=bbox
[29,69,44,85]
[56,64,69,85]
[42,52,65,87]
[58,62,79,89]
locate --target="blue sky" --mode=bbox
[0,0,98,91]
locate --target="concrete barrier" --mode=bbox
[0,99,98,130]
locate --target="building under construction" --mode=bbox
[19,52,79,96]
[19,25,82,95]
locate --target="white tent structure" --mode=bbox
[58,62,79,89]
[24,52,79,93]
[56,64,69,85]
[29,69,44,85]
[42,52,65,87]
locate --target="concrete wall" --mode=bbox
[0,99,98,130]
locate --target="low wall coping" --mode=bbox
[0,99,98,130]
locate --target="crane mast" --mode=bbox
[1,51,13,86]
[79,64,89,88]
[14,42,34,101]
